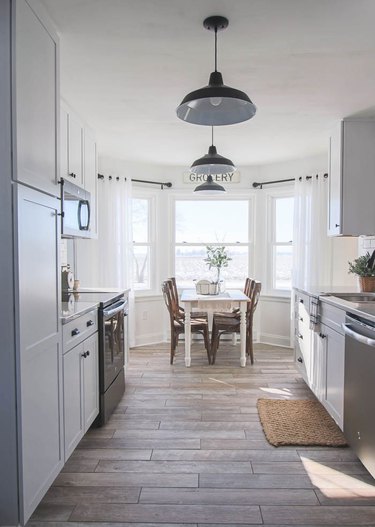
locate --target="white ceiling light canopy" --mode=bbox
[177,15,257,126]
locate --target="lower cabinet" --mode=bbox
[63,331,99,460]
[318,323,345,430]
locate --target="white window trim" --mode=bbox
[169,192,255,289]
[132,188,159,297]
[265,188,294,298]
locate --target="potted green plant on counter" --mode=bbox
[348,251,375,292]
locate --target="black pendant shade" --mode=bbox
[176,16,256,126]
[194,175,226,193]
[190,145,235,175]
[177,71,256,126]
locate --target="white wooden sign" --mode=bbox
[183,171,240,184]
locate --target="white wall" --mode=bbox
[72,152,363,349]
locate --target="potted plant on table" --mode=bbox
[348,251,375,292]
[202,245,232,294]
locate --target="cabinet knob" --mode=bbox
[298,333,303,340]
[335,223,340,228]
[299,317,304,322]
[87,320,94,327]
[297,357,303,363]
[81,351,87,358]
[69,172,76,178]
[86,350,90,357]
[71,328,80,337]
[299,299,304,304]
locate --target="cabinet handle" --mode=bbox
[86,350,90,357]
[71,328,80,337]
[86,320,94,327]
[299,299,304,304]
[81,351,87,358]
[297,357,303,363]
[335,223,340,228]
[320,333,327,339]
[298,333,303,340]
[69,172,76,178]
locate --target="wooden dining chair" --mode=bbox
[210,280,261,365]
[162,280,211,365]
[169,277,208,320]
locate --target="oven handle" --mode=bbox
[342,323,375,348]
[103,300,126,318]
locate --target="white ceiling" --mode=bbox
[41,0,375,167]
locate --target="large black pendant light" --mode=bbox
[177,16,256,126]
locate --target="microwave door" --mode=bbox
[78,199,90,231]
[63,197,80,233]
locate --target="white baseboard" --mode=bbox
[134,332,166,347]
[258,332,292,348]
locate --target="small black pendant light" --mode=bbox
[177,16,256,126]
[191,127,235,176]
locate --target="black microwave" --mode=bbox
[60,178,91,238]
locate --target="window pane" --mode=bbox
[132,198,149,243]
[133,246,150,290]
[175,245,249,289]
[274,245,293,290]
[175,201,249,243]
[275,197,294,243]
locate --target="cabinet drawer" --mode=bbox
[63,309,97,353]
[320,301,345,335]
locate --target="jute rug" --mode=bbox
[257,398,347,447]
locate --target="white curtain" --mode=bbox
[292,174,332,290]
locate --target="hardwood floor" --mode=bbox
[28,342,375,526]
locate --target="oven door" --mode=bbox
[102,299,126,390]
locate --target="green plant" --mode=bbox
[204,246,232,283]
[348,252,375,277]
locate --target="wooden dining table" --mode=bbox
[180,289,250,367]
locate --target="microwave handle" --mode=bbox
[78,199,90,231]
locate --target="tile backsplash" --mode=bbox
[358,235,375,256]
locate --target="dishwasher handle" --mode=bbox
[342,323,375,348]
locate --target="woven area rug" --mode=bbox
[257,399,347,447]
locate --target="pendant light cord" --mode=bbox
[214,26,218,71]
[211,126,214,146]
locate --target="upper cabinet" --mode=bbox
[14,0,59,196]
[60,101,98,237]
[328,119,375,236]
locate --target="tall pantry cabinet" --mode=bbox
[0,1,62,524]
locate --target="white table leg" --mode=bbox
[185,304,191,367]
[232,333,237,345]
[240,302,246,367]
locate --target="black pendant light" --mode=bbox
[191,127,235,176]
[177,16,256,126]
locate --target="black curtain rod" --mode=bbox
[252,173,328,189]
[97,173,172,190]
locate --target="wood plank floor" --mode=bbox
[28,342,375,526]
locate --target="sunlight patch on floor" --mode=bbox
[301,456,375,497]
[259,387,292,396]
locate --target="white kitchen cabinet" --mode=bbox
[14,0,59,197]
[328,119,375,236]
[60,103,84,186]
[60,101,98,236]
[17,184,63,522]
[294,291,314,386]
[84,128,98,237]
[63,324,99,461]
[319,323,345,430]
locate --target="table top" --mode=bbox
[180,289,249,302]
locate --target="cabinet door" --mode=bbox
[328,121,343,236]
[68,113,84,186]
[17,185,63,522]
[82,333,99,431]
[84,129,98,237]
[14,0,59,197]
[320,323,345,430]
[60,106,69,181]
[63,343,84,460]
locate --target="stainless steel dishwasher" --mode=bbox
[343,313,375,477]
